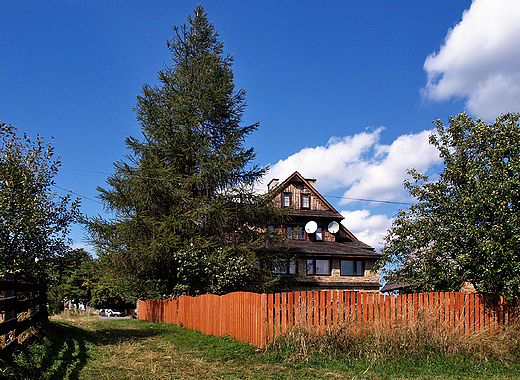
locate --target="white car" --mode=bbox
[105,309,123,317]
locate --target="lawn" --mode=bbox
[1,312,520,379]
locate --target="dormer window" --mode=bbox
[283,193,291,207]
[301,194,310,209]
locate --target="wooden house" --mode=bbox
[264,171,380,292]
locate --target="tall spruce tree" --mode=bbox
[88,6,284,301]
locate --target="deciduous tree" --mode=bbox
[0,121,80,281]
[378,113,520,300]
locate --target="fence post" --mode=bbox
[3,273,16,346]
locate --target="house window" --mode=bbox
[301,194,310,209]
[283,193,291,207]
[340,260,365,276]
[268,225,275,237]
[273,259,298,274]
[315,227,322,241]
[286,226,304,240]
[306,259,331,275]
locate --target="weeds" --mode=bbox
[265,310,520,365]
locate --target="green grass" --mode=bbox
[1,311,520,379]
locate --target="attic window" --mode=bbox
[301,194,310,209]
[283,193,291,207]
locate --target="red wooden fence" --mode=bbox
[138,291,517,348]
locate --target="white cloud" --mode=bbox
[340,209,393,251]
[340,129,441,205]
[262,129,441,204]
[423,0,520,120]
[260,128,384,193]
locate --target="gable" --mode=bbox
[272,171,341,215]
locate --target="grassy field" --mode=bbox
[1,312,520,379]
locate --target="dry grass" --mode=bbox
[266,309,520,364]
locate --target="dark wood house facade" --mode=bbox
[265,171,380,292]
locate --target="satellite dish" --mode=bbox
[305,221,318,234]
[328,221,340,234]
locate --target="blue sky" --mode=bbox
[2,0,520,251]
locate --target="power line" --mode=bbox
[323,195,414,206]
[61,167,414,206]
[61,167,173,182]
[52,184,103,205]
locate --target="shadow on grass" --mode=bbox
[0,318,164,380]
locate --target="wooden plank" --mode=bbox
[274,293,281,337]
[406,293,413,327]
[438,292,445,329]
[0,318,17,336]
[360,292,367,331]
[260,293,268,347]
[395,294,402,326]
[412,293,418,323]
[325,291,332,329]
[268,293,274,339]
[288,292,294,331]
[349,292,355,331]
[367,293,374,332]
[293,292,301,327]
[312,291,319,332]
[0,296,18,312]
[319,291,326,333]
[281,292,287,334]
[378,294,385,329]
[300,291,307,327]
[478,294,485,331]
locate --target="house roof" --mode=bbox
[380,281,410,293]
[262,240,378,258]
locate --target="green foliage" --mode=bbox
[46,248,93,313]
[87,6,285,301]
[0,121,80,281]
[378,113,520,300]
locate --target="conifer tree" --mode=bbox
[88,6,283,301]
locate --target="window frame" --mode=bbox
[301,193,310,209]
[306,258,331,275]
[340,259,365,276]
[286,226,304,240]
[315,227,322,241]
[273,258,298,275]
[282,193,291,207]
